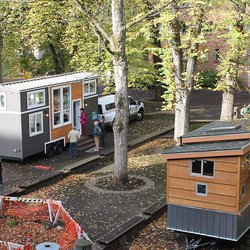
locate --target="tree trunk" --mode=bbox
[154,84,164,102]
[220,75,235,121]
[174,88,190,141]
[111,0,129,185]
[48,43,65,74]
[0,31,3,83]
[220,91,234,121]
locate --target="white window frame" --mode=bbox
[83,80,97,96]
[27,89,45,109]
[190,159,215,178]
[196,183,208,197]
[52,86,71,128]
[29,111,43,137]
[0,92,6,110]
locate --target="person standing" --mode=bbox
[93,121,101,152]
[79,108,87,138]
[68,126,80,160]
[99,116,106,148]
[0,158,2,187]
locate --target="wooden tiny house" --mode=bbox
[0,72,98,160]
[162,120,250,241]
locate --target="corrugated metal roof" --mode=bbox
[162,139,250,155]
[0,72,96,92]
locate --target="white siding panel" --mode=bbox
[0,113,22,159]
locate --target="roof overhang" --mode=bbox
[162,143,250,160]
[183,133,250,144]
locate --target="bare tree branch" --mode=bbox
[229,0,250,17]
[73,0,113,45]
[126,0,190,31]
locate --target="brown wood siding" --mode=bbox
[239,155,250,212]
[51,124,71,142]
[168,197,236,213]
[72,81,82,100]
[167,157,239,214]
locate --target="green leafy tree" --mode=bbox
[216,0,249,121]
[159,0,210,141]
[22,0,73,74]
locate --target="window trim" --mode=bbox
[190,159,215,178]
[27,89,45,109]
[52,85,71,128]
[83,80,97,96]
[29,111,43,137]
[0,92,6,110]
[196,182,208,197]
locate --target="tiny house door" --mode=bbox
[73,100,81,133]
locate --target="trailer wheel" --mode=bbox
[46,144,56,157]
[136,109,144,121]
[55,141,64,154]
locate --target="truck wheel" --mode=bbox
[46,144,56,157]
[136,109,144,121]
[55,141,64,154]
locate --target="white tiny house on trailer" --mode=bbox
[0,72,98,160]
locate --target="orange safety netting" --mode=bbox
[0,197,89,250]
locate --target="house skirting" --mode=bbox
[167,204,250,241]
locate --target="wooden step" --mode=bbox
[77,137,95,151]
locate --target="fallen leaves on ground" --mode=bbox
[0,216,63,246]
[119,213,185,250]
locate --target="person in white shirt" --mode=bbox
[68,126,80,160]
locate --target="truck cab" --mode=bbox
[98,95,144,127]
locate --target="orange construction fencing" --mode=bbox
[0,197,91,250]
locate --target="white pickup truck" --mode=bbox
[98,95,144,127]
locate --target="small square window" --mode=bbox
[196,183,208,196]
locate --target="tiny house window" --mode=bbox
[53,86,71,127]
[29,112,43,136]
[0,93,6,110]
[27,89,45,109]
[83,80,96,96]
[191,159,214,177]
[196,183,208,196]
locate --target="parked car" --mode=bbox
[98,95,144,127]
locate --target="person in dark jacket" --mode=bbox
[98,116,106,148]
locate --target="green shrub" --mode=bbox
[198,70,220,89]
